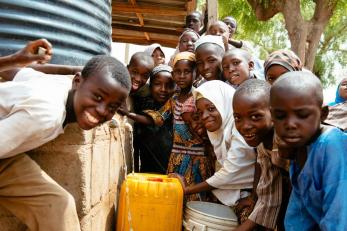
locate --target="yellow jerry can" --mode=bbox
[116,173,183,231]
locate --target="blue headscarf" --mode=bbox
[328,78,347,106]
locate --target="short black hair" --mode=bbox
[234,79,271,105]
[196,43,225,58]
[186,11,203,23]
[224,48,252,62]
[271,71,323,106]
[128,52,154,67]
[81,55,131,91]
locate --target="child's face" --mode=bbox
[150,72,175,104]
[128,59,153,93]
[172,60,194,90]
[265,64,289,85]
[271,88,322,148]
[338,78,347,100]
[182,112,206,137]
[222,52,253,85]
[233,94,272,147]
[152,48,165,66]
[179,32,199,52]
[208,22,230,40]
[196,98,222,132]
[223,18,237,37]
[72,72,128,130]
[185,13,202,33]
[196,45,222,81]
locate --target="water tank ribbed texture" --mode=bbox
[0,0,111,65]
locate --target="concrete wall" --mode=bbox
[0,115,132,231]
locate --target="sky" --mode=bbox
[111,42,342,104]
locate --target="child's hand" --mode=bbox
[117,102,129,116]
[14,39,53,67]
[168,173,187,193]
[235,195,256,211]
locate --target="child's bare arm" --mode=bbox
[117,104,154,125]
[28,64,83,75]
[0,38,52,81]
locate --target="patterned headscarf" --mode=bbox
[179,29,200,44]
[172,51,196,67]
[149,64,172,83]
[264,49,302,74]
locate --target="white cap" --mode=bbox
[194,35,225,52]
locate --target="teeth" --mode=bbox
[85,111,99,124]
[244,134,255,138]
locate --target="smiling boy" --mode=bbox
[233,79,290,230]
[0,55,131,230]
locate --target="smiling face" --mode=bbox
[172,60,194,90]
[233,94,272,147]
[222,51,253,86]
[338,78,347,100]
[223,17,237,37]
[179,31,199,52]
[270,87,322,148]
[150,72,175,104]
[265,64,289,85]
[196,98,222,132]
[128,58,153,93]
[196,44,223,81]
[72,71,128,130]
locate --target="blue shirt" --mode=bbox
[285,127,347,231]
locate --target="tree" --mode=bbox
[219,0,347,86]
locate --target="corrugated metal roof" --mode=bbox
[112,0,196,47]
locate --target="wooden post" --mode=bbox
[207,0,218,27]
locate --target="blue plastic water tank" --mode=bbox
[0,0,111,65]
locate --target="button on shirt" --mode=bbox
[0,68,72,158]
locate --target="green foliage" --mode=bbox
[218,0,288,58]
[218,0,347,87]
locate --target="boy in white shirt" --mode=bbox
[0,42,131,230]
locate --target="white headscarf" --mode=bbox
[193,80,234,161]
[193,80,256,206]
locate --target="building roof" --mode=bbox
[112,0,196,48]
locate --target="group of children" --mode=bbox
[1,10,347,231]
[120,12,347,231]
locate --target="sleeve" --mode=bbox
[13,68,46,82]
[0,110,47,158]
[143,98,173,126]
[206,131,256,189]
[319,131,347,231]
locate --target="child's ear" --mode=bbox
[72,72,83,90]
[248,61,254,71]
[320,105,329,122]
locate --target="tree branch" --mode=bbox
[247,0,284,20]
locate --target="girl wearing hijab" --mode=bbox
[144,43,166,66]
[328,77,347,106]
[264,49,303,85]
[172,80,256,220]
[168,29,200,66]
